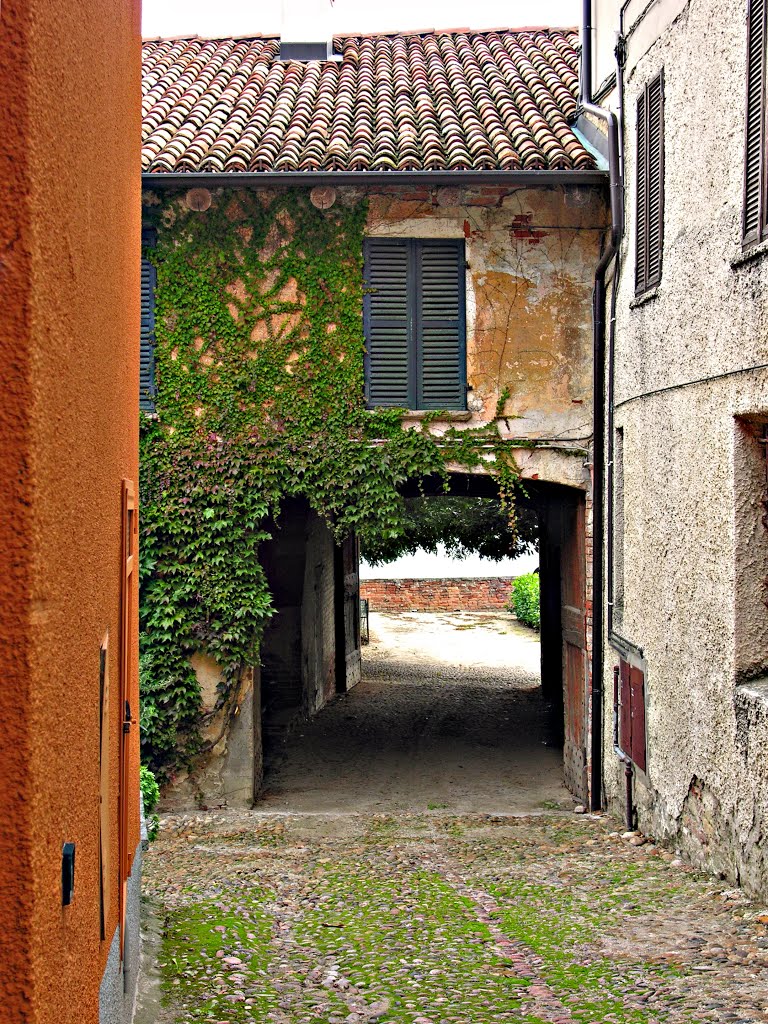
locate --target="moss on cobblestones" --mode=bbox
[143,812,768,1024]
[488,880,659,1024]
[293,864,532,1022]
[161,892,277,1021]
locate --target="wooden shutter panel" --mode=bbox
[364,240,411,407]
[635,72,664,294]
[646,73,664,288]
[619,657,647,771]
[635,91,648,294]
[416,241,466,409]
[140,230,156,413]
[629,666,647,772]
[744,0,767,244]
[619,658,632,755]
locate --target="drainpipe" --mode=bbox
[604,11,633,829]
[580,0,624,812]
[606,7,630,647]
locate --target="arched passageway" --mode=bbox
[258,473,591,811]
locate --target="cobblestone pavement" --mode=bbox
[140,809,768,1024]
[139,616,768,1023]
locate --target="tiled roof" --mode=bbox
[141,29,592,174]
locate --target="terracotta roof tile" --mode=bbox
[141,29,592,174]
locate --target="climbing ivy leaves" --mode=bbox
[139,188,522,778]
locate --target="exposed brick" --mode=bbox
[360,577,516,612]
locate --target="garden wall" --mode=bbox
[361,577,514,612]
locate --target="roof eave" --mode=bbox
[141,169,608,189]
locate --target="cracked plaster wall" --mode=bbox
[599,0,768,897]
[364,184,606,490]
[155,183,607,811]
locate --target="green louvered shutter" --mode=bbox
[364,238,466,410]
[635,88,648,294]
[364,240,411,407]
[416,241,465,409]
[645,72,664,289]
[744,0,767,245]
[140,231,156,413]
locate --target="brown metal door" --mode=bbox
[336,534,361,691]
[561,495,588,801]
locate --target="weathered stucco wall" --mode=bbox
[600,0,768,896]
[364,183,605,490]
[0,1,142,1022]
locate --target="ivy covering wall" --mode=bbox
[139,188,523,778]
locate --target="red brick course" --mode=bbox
[360,577,515,612]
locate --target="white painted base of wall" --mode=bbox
[99,841,142,1024]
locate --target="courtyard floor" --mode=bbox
[138,613,768,1024]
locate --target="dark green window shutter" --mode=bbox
[364,240,411,407]
[416,241,465,409]
[635,71,664,295]
[645,73,664,289]
[140,229,157,413]
[364,238,465,410]
[744,0,767,245]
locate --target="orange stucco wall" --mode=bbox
[0,1,142,1022]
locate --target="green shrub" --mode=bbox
[140,764,161,842]
[508,572,540,630]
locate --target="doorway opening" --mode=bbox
[256,474,590,810]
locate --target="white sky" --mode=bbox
[142,0,580,39]
[361,545,538,579]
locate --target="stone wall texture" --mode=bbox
[597,0,768,897]
[0,0,142,1021]
[361,577,514,611]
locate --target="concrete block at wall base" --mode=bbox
[99,840,142,1024]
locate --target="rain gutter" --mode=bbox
[141,169,608,189]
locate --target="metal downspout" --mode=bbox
[581,0,624,811]
[605,22,636,829]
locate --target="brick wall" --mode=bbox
[360,577,515,612]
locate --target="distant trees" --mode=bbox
[361,496,538,565]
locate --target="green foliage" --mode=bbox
[509,572,540,630]
[140,188,528,778]
[362,496,538,564]
[140,764,161,841]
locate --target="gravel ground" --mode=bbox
[260,612,567,815]
[137,613,768,1024]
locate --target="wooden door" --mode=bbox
[561,496,588,801]
[119,480,137,957]
[335,534,361,692]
